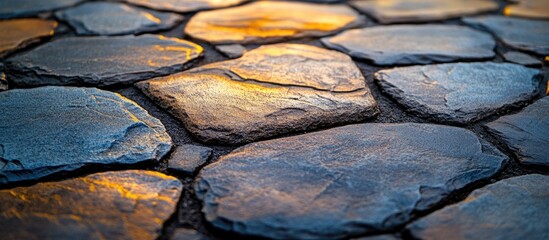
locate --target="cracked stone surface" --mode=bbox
[408,174,549,240]
[0,87,172,184]
[350,0,499,24]
[136,43,379,144]
[0,170,183,239]
[0,19,57,58]
[0,0,84,19]
[195,123,507,239]
[375,62,540,124]
[54,2,183,36]
[5,34,203,87]
[463,16,549,55]
[215,44,246,59]
[121,0,248,13]
[503,51,542,67]
[168,145,213,174]
[322,25,495,65]
[184,1,363,44]
[503,0,549,19]
[485,97,549,166]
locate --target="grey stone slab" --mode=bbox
[195,123,507,239]
[0,19,57,58]
[375,62,540,124]
[0,0,84,19]
[503,51,542,67]
[121,0,249,13]
[172,229,209,240]
[0,87,172,184]
[168,144,212,174]
[215,44,246,59]
[354,234,401,240]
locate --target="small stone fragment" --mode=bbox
[55,2,183,36]
[172,229,209,240]
[168,145,212,174]
[195,123,507,239]
[408,174,549,240]
[322,24,495,65]
[375,62,540,124]
[185,1,363,44]
[121,0,248,13]
[0,0,84,19]
[0,87,172,184]
[504,0,549,19]
[215,44,246,58]
[0,19,57,58]
[0,170,183,239]
[503,51,542,67]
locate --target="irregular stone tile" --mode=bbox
[137,43,378,144]
[168,145,212,174]
[0,0,84,19]
[485,97,549,166]
[172,229,209,240]
[0,87,172,184]
[215,44,246,59]
[463,16,549,55]
[0,170,182,239]
[195,123,507,239]
[122,0,248,13]
[503,51,542,67]
[350,0,498,24]
[6,34,203,87]
[504,0,549,19]
[322,24,495,65]
[185,1,363,44]
[55,2,183,36]
[375,62,540,124]
[0,19,57,58]
[354,234,401,240]
[408,174,549,240]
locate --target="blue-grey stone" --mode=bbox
[215,44,246,59]
[168,144,212,174]
[0,0,84,19]
[502,51,542,67]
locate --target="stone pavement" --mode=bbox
[0,0,548,239]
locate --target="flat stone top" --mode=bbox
[0,19,57,58]
[504,0,549,19]
[503,51,542,67]
[122,0,248,13]
[0,0,84,19]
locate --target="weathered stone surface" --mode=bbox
[485,97,549,166]
[137,43,378,144]
[215,44,246,59]
[6,34,203,87]
[463,16,549,55]
[408,174,549,240]
[350,0,498,24]
[503,51,542,67]
[184,1,363,44]
[55,2,183,36]
[0,87,172,184]
[0,0,84,19]
[375,62,540,124]
[172,228,209,240]
[0,19,57,58]
[168,145,212,174]
[0,170,183,239]
[122,0,248,13]
[504,0,549,19]
[354,235,401,240]
[195,123,507,239]
[322,25,495,65]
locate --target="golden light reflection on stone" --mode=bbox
[0,19,57,58]
[504,0,549,19]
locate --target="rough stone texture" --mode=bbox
[137,43,378,144]
[6,34,203,87]
[0,0,84,19]
[172,229,209,240]
[55,2,183,36]
[195,123,507,239]
[184,1,363,44]
[503,51,542,67]
[408,174,549,240]
[0,87,172,184]
[322,25,495,65]
[463,16,549,55]
[215,44,246,59]
[350,0,498,24]
[375,62,540,124]
[354,235,401,240]
[0,170,183,240]
[485,97,549,166]
[121,0,248,13]
[504,0,549,19]
[0,63,6,91]
[0,19,57,58]
[168,145,213,174]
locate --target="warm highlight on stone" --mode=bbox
[504,0,549,19]
[0,19,56,58]
[122,0,248,13]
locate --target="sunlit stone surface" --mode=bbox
[6,35,203,87]
[0,87,172,184]
[485,97,549,166]
[215,44,246,59]
[408,174,549,240]
[168,144,213,174]
[322,25,495,65]
[503,51,542,67]
[0,0,84,19]
[375,62,540,124]
[0,170,182,239]
[463,16,549,55]
[350,0,498,24]
[137,43,378,144]
[55,2,183,36]
[122,0,248,13]
[504,0,549,19]
[195,123,507,239]
[184,1,363,44]
[0,19,57,58]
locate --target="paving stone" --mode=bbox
[350,0,498,24]
[375,62,540,124]
[172,229,209,240]
[195,123,507,239]
[215,44,246,59]
[463,16,549,55]
[121,0,248,13]
[502,51,542,67]
[0,19,57,58]
[504,0,549,19]
[137,43,378,144]
[168,145,212,174]
[408,174,549,240]
[55,2,183,36]
[485,97,549,166]
[6,34,203,87]
[0,87,172,184]
[322,25,495,65]
[0,170,183,239]
[184,1,363,44]
[0,0,84,19]
[354,234,401,240]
